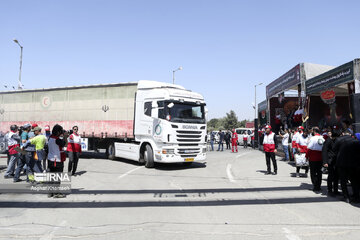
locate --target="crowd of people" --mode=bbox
[262,123,360,204]
[207,122,360,204]
[2,123,82,198]
[208,129,255,152]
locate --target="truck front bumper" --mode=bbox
[154,152,207,163]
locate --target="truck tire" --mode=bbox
[144,144,154,168]
[107,142,115,160]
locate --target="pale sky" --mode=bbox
[1,0,360,120]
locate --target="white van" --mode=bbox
[235,128,253,146]
[207,131,219,143]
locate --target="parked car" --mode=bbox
[207,131,221,143]
[235,128,253,146]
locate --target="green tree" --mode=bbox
[207,111,252,131]
[237,119,247,128]
[224,110,238,130]
[207,117,226,131]
[217,117,226,130]
[207,118,219,129]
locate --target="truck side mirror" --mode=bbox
[205,107,209,121]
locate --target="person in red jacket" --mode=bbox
[231,129,238,153]
[67,126,82,175]
[262,125,278,175]
[306,127,325,192]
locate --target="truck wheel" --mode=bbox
[107,142,115,160]
[144,144,154,168]
[139,151,145,165]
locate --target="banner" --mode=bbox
[306,61,354,94]
[266,64,301,98]
[258,100,267,112]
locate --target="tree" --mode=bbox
[207,111,250,131]
[238,119,247,128]
[224,110,238,130]
[207,118,219,129]
[207,117,225,131]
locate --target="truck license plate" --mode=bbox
[185,158,194,162]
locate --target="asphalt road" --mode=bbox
[0,148,359,240]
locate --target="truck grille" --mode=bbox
[176,130,203,157]
[176,130,202,143]
[176,130,201,134]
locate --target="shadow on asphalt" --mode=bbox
[155,162,206,171]
[79,152,107,159]
[69,185,317,195]
[73,171,87,176]
[1,195,354,209]
[287,161,296,167]
[79,152,141,167]
[1,183,359,208]
[79,152,207,170]
[290,173,308,178]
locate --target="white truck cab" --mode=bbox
[114,80,207,167]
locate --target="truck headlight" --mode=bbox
[162,149,175,154]
[202,148,206,153]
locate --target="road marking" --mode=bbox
[226,152,251,183]
[236,152,251,158]
[283,227,302,240]
[226,164,236,183]
[118,166,143,179]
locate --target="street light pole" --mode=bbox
[172,66,183,84]
[13,39,23,90]
[254,82,263,148]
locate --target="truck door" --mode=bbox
[141,101,153,136]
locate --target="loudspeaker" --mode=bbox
[350,93,360,133]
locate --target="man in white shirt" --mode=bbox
[280,128,290,161]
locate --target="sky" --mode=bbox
[1,0,360,120]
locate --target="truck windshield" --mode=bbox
[158,101,205,124]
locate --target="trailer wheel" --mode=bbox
[107,142,115,160]
[144,144,154,168]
